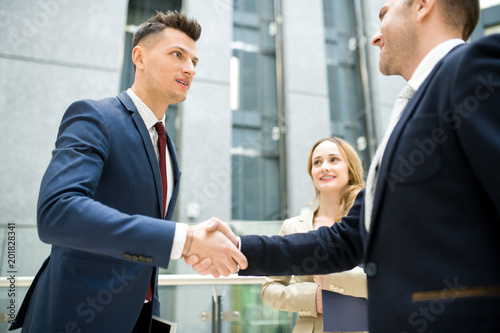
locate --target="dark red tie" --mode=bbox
[147,122,168,302]
[154,122,168,218]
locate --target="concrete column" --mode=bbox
[281,0,331,217]
[0,0,128,227]
[0,0,128,274]
[176,0,233,225]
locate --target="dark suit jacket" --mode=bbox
[11,91,181,332]
[239,34,500,332]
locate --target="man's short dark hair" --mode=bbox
[132,10,202,49]
[440,0,480,40]
[405,0,480,40]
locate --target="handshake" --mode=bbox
[182,218,248,277]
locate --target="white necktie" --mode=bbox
[364,84,416,231]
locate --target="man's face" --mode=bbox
[139,27,198,104]
[371,0,417,79]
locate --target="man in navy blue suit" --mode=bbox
[11,11,247,333]
[189,0,500,332]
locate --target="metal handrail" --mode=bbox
[0,274,266,288]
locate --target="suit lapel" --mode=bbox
[370,91,419,223]
[369,57,448,234]
[164,130,181,219]
[294,210,315,233]
[117,92,164,217]
[165,130,180,183]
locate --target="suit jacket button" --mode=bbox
[132,255,139,261]
[124,253,132,260]
[365,262,378,277]
[146,257,153,263]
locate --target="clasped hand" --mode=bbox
[184,217,247,277]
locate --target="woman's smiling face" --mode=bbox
[310,140,350,195]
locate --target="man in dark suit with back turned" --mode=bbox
[11,11,247,333]
[188,0,500,331]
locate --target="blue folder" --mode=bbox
[322,290,369,332]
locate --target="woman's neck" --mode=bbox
[313,191,342,230]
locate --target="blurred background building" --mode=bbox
[1,0,499,331]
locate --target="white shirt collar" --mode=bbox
[408,39,465,91]
[126,88,165,129]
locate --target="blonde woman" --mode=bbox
[262,137,367,333]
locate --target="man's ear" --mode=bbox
[414,0,436,23]
[132,45,145,70]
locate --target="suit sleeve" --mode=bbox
[239,190,365,276]
[321,266,367,299]
[261,220,320,317]
[37,100,175,268]
[449,35,500,218]
[261,275,319,318]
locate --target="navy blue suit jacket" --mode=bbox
[11,92,181,332]
[239,34,500,332]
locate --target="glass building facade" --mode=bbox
[231,0,282,221]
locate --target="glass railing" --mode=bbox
[0,274,297,332]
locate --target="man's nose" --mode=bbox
[371,30,382,46]
[183,61,196,77]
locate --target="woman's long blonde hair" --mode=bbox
[307,137,365,222]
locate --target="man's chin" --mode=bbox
[168,94,188,105]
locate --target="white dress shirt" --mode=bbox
[127,89,187,260]
[408,39,464,91]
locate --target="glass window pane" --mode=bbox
[232,0,280,221]
[241,52,259,111]
[323,0,367,160]
[234,26,260,46]
[234,0,258,13]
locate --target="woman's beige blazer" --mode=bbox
[261,211,368,333]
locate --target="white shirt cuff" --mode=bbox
[170,223,188,260]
